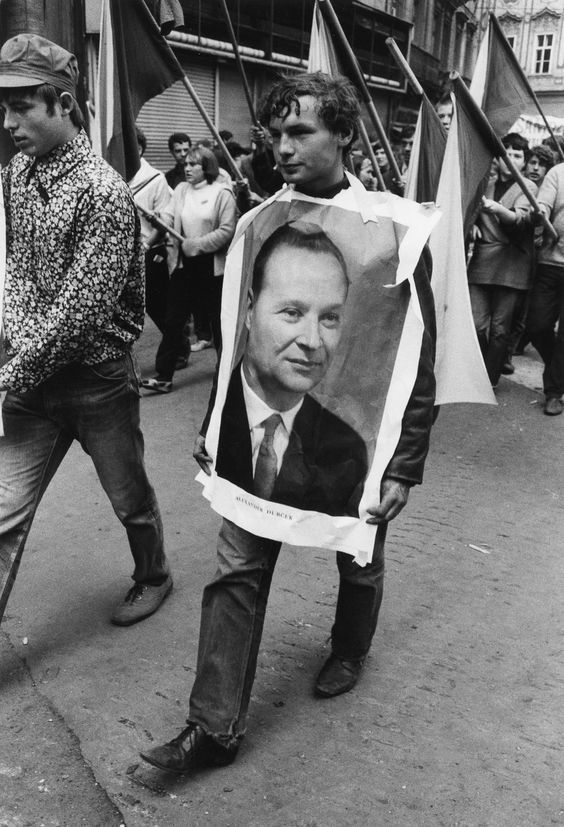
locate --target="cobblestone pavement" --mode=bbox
[0,329,562,827]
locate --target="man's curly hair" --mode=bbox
[257,71,360,153]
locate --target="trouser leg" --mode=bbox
[207,274,223,352]
[190,255,213,343]
[527,264,564,396]
[544,282,564,397]
[485,287,522,386]
[506,290,530,357]
[144,249,169,333]
[331,523,386,661]
[189,519,281,746]
[528,264,560,368]
[0,389,72,622]
[155,269,192,381]
[469,284,490,359]
[58,357,169,586]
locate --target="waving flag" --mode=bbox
[428,92,496,406]
[470,13,546,139]
[404,95,447,203]
[308,0,341,73]
[93,0,184,181]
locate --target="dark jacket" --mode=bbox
[215,368,368,517]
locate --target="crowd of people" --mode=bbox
[131,89,564,415]
[0,29,562,784]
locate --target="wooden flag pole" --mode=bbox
[180,75,244,183]
[451,72,558,243]
[136,204,184,242]
[218,0,260,127]
[385,37,424,98]
[317,0,402,183]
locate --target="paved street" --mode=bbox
[1,323,563,827]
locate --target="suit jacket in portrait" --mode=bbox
[215,368,368,517]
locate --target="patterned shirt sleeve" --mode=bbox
[0,182,139,393]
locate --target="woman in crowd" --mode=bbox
[141,147,237,394]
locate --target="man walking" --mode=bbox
[528,158,564,415]
[141,72,435,774]
[0,34,172,625]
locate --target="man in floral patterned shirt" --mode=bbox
[0,34,172,625]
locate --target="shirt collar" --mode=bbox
[240,364,303,434]
[25,129,91,188]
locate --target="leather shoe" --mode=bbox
[544,397,563,416]
[140,723,238,774]
[111,575,172,626]
[314,654,365,698]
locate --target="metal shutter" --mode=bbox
[217,63,255,147]
[137,54,216,173]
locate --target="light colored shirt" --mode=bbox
[241,365,303,474]
[129,157,171,245]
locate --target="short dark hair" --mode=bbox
[0,82,84,127]
[219,129,233,142]
[436,92,452,108]
[401,125,415,140]
[136,126,147,154]
[252,221,348,296]
[257,71,360,153]
[168,131,191,151]
[502,132,529,153]
[186,146,219,184]
[526,144,555,169]
[225,140,247,159]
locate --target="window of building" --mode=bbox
[506,35,515,49]
[534,33,553,74]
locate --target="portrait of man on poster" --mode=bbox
[214,220,368,517]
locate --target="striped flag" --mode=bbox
[404,95,447,203]
[470,13,541,138]
[93,0,185,181]
[428,92,496,406]
[308,0,341,74]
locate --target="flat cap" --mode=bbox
[0,33,78,94]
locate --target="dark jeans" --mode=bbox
[188,517,386,747]
[155,255,222,381]
[469,284,523,385]
[527,263,564,398]
[0,355,169,622]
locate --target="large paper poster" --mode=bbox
[198,175,440,564]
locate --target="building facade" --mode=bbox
[472,0,564,118]
[83,0,480,172]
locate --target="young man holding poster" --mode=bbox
[142,72,436,774]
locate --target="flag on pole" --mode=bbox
[308,0,341,74]
[93,0,185,181]
[470,14,541,139]
[453,77,500,237]
[428,92,496,405]
[404,95,447,203]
